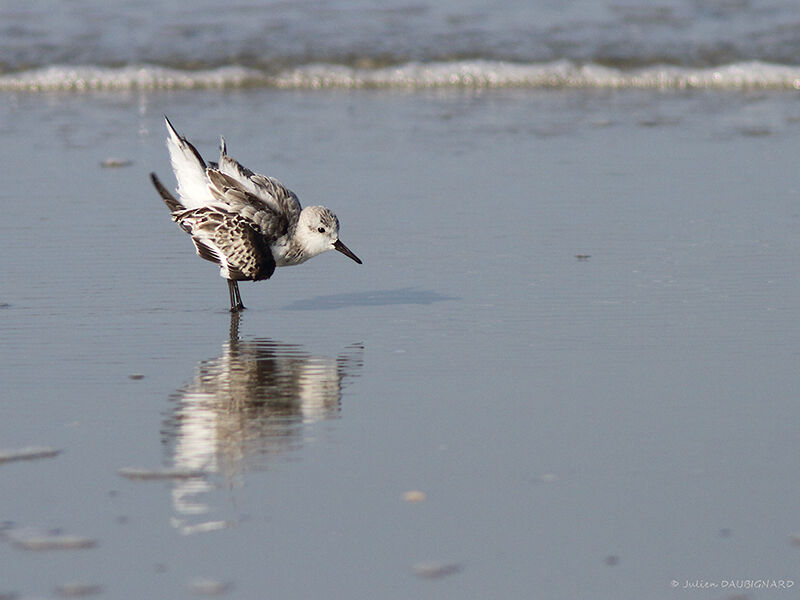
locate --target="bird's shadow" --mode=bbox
[282,287,458,311]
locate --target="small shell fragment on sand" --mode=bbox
[402,490,427,503]
[188,578,234,595]
[55,582,104,597]
[118,467,207,480]
[178,520,236,535]
[3,527,97,550]
[0,446,62,464]
[412,562,462,579]
[100,158,133,168]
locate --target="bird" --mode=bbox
[150,116,362,312]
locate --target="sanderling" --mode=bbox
[150,117,361,311]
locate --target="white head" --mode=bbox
[295,206,362,264]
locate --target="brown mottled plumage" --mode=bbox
[150,117,361,311]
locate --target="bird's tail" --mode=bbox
[150,172,184,212]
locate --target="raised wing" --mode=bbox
[217,138,302,227]
[164,116,219,210]
[205,170,290,243]
[163,117,301,228]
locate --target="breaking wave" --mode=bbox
[2,60,800,92]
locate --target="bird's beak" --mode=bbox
[334,239,362,264]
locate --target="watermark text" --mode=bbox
[671,579,794,590]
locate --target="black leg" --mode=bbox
[233,281,245,310]
[228,280,245,312]
[228,280,236,311]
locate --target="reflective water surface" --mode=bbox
[164,314,363,534]
[0,88,799,599]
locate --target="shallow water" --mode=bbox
[1,87,799,598]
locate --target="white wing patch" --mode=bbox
[165,117,218,210]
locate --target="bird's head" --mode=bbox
[297,206,362,264]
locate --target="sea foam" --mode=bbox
[2,60,800,92]
[0,65,264,92]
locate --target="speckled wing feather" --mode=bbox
[217,141,303,228]
[205,169,290,243]
[173,207,276,281]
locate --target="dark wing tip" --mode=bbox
[150,172,184,212]
[163,116,207,170]
[164,114,176,132]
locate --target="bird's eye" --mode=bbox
[317,227,326,233]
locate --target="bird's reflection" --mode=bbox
[162,313,363,533]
